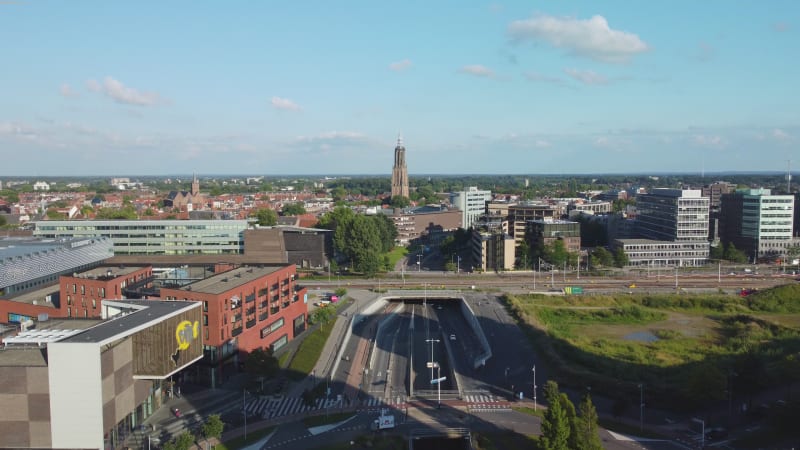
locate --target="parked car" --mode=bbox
[450,334,456,341]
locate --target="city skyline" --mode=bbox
[1,1,798,176]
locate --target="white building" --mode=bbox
[720,188,795,259]
[33,181,50,191]
[451,186,492,230]
[636,189,710,242]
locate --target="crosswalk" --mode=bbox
[245,396,341,419]
[360,396,407,411]
[464,393,512,413]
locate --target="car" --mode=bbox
[450,334,456,341]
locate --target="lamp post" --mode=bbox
[675,267,679,289]
[692,417,705,449]
[417,253,422,272]
[425,338,440,380]
[243,388,248,441]
[532,365,537,411]
[638,383,644,432]
[457,256,461,274]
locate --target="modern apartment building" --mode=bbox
[508,202,563,244]
[451,187,492,230]
[719,188,795,260]
[159,265,307,387]
[470,229,515,272]
[386,206,462,245]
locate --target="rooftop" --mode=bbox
[71,265,148,280]
[1,283,60,307]
[0,318,101,366]
[179,266,285,295]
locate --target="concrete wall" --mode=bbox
[49,341,104,449]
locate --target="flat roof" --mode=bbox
[2,284,60,307]
[76,265,147,279]
[179,266,284,295]
[62,300,199,344]
[0,318,101,366]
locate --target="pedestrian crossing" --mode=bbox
[360,396,406,410]
[245,396,341,419]
[464,394,512,413]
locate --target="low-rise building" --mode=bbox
[613,238,709,267]
[471,229,515,272]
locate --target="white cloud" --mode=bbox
[508,14,648,63]
[60,83,79,98]
[295,131,366,144]
[523,71,563,83]
[693,134,724,148]
[459,64,495,78]
[271,96,302,111]
[564,68,609,85]
[772,128,791,140]
[86,77,161,106]
[389,59,412,71]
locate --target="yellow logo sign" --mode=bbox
[175,320,200,351]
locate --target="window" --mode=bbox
[203,315,208,326]
[92,299,96,309]
[81,285,85,295]
[99,288,105,298]
[67,307,71,317]
[67,296,71,305]
[203,301,208,312]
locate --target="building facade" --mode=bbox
[158,265,307,387]
[390,136,409,199]
[0,300,202,450]
[451,187,492,230]
[34,220,249,255]
[636,189,710,242]
[386,206,462,245]
[526,219,582,254]
[613,239,710,267]
[508,203,563,244]
[719,188,795,260]
[471,229,515,272]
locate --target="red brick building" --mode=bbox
[159,264,307,387]
[59,266,153,318]
[0,266,152,324]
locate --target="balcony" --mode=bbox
[270,306,280,315]
[258,288,268,297]
[245,293,256,303]
[231,327,243,337]
[281,301,290,309]
[259,311,268,321]
[246,319,257,329]
[246,307,256,315]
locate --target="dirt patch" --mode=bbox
[575,311,717,341]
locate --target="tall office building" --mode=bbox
[390,136,409,199]
[615,189,710,267]
[451,186,492,230]
[719,188,795,260]
[636,189,710,242]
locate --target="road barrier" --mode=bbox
[459,297,492,369]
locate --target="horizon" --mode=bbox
[1,1,798,175]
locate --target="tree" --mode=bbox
[544,239,569,267]
[613,247,629,268]
[253,208,278,226]
[201,414,224,441]
[281,202,306,216]
[162,431,195,450]
[540,381,571,450]
[516,240,531,269]
[575,394,603,450]
[245,348,280,380]
[0,215,6,227]
[389,195,410,208]
[723,242,748,263]
[709,243,724,260]
[590,247,613,268]
[687,363,726,409]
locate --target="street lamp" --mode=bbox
[692,417,705,449]
[457,256,461,274]
[532,365,537,411]
[425,338,440,380]
[638,383,644,432]
[417,253,422,272]
[243,388,248,440]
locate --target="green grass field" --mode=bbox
[287,320,335,380]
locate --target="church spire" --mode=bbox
[396,133,403,148]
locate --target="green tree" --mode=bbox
[613,247,629,268]
[541,381,571,450]
[687,363,726,409]
[201,414,224,441]
[390,195,410,208]
[723,242,748,263]
[245,348,280,380]
[575,394,603,450]
[591,247,614,268]
[331,186,347,202]
[282,202,306,216]
[544,239,569,267]
[709,243,724,260]
[162,431,195,450]
[516,240,531,269]
[253,208,278,226]
[0,215,6,227]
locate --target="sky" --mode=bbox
[1,1,798,176]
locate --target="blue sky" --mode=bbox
[1,1,798,176]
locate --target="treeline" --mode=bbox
[316,207,398,276]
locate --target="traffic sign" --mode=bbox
[426,362,440,368]
[430,376,447,384]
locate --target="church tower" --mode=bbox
[191,173,200,197]
[391,135,409,199]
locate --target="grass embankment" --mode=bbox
[216,426,275,450]
[287,320,335,381]
[504,283,800,409]
[385,247,408,270]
